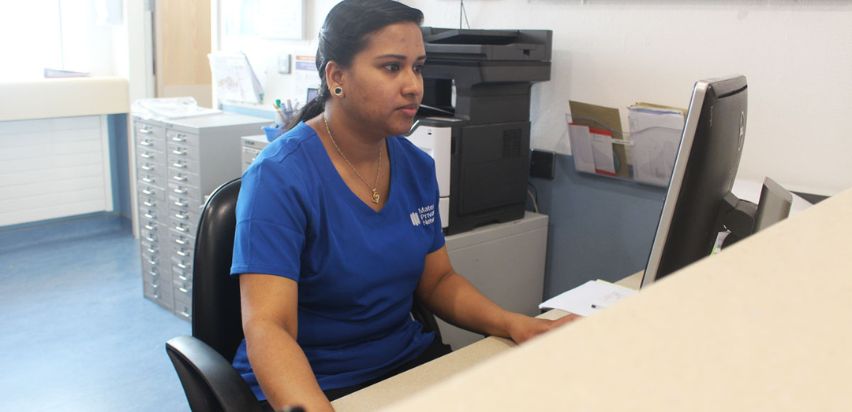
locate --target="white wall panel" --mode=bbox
[0,116,113,226]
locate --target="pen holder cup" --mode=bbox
[263,125,285,142]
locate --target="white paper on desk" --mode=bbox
[539,280,637,316]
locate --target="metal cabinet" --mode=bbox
[133,113,269,320]
[241,134,268,173]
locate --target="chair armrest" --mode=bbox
[166,336,264,412]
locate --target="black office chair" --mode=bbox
[165,178,447,412]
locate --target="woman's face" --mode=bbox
[336,22,426,137]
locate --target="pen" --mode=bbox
[273,102,286,125]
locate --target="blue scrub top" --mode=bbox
[230,122,444,399]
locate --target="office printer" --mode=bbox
[408,27,552,234]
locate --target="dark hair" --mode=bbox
[287,0,424,129]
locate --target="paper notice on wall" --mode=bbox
[208,52,264,104]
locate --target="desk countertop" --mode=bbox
[332,274,641,411]
[375,187,852,411]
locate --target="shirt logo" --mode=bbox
[410,204,435,227]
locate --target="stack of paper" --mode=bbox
[539,279,637,316]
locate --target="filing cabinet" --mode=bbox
[133,113,269,319]
[240,134,269,172]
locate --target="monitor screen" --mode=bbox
[641,76,748,288]
[306,87,319,103]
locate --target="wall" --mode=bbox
[403,0,852,295]
[405,0,852,196]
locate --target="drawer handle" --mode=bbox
[146,247,157,255]
[176,261,188,270]
[179,308,191,317]
[140,152,153,159]
[141,164,154,171]
[171,134,187,143]
[173,200,188,208]
[174,237,188,246]
[140,139,153,146]
[175,223,189,233]
[143,224,156,231]
[177,273,190,282]
[143,200,155,208]
[173,187,188,195]
[141,188,154,196]
[143,212,156,220]
[173,175,188,182]
[172,149,187,156]
[144,235,156,243]
[175,212,189,221]
[176,248,189,257]
[138,128,152,134]
[141,176,154,184]
[147,258,158,266]
[172,161,187,169]
[178,287,190,294]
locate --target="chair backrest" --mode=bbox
[192,178,245,361]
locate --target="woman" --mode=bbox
[230,1,578,411]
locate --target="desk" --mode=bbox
[334,187,852,411]
[332,273,639,411]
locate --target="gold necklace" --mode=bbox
[322,114,383,204]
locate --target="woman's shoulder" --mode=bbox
[244,122,319,184]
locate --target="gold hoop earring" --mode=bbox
[333,86,344,97]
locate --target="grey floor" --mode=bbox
[0,213,191,411]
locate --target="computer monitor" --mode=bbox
[754,177,793,231]
[306,87,319,103]
[640,76,749,288]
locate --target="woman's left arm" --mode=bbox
[415,246,579,344]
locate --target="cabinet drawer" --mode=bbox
[171,254,193,276]
[137,160,168,183]
[172,263,192,284]
[173,292,192,321]
[136,147,166,167]
[136,123,166,152]
[242,146,261,166]
[138,196,169,222]
[173,277,192,301]
[168,181,202,202]
[140,222,163,243]
[144,281,174,310]
[167,167,201,189]
[138,203,168,223]
[167,193,202,217]
[141,258,165,280]
[166,129,199,147]
[169,156,200,174]
[139,183,166,202]
[136,133,166,153]
[171,260,193,281]
[137,168,167,189]
[167,141,200,163]
[169,232,195,262]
